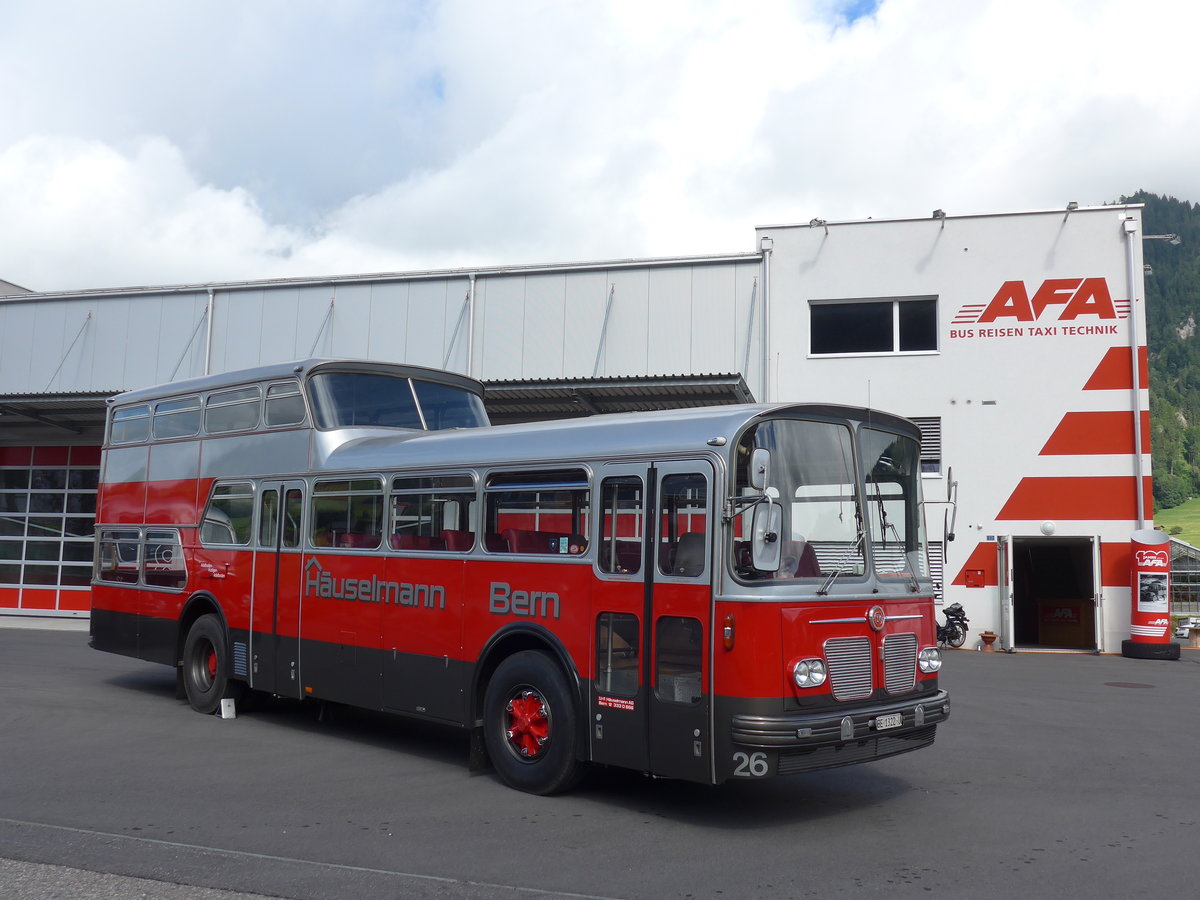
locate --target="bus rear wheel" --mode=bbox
[182,614,239,714]
[483,651,581,795]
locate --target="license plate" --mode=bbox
[874,713,903,731]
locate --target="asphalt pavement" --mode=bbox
[3,620,1199,899]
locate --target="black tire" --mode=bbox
[483,650,581,795]
[1121,639,1180,660]
[948,624,968,649]
[181,614,239,714]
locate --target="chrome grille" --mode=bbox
[884,633,917,694]
[824,637,872,700]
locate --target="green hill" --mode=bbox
[1124,192,1200,510]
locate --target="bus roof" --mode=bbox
[323,402,918,474]
[111,358,485,406]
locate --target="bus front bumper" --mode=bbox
[731,690,951,750]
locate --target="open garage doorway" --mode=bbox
[1008,537,1100,650]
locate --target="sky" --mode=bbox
[2,0,1198,293]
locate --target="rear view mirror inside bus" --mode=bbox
[751,500,782,572]
[749,448,771,492]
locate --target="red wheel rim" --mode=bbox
[206,646,217,681]
[504,689,550,759]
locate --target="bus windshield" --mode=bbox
[734,418,864,581]
[308,372,488,431]
[859,426,929,581]
[733,418,927,583]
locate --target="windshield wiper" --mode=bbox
[818,530,865,595]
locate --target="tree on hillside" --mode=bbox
[1122,192,1200,508]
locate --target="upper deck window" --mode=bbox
[309,372,423,430]
[110,405,150,444]
[308,371,488,431]
[412,380,488,430]
[206,387,261,434]
[265,381,307,427]
[153,397,201,439]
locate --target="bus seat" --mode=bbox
[792,540,822,577]
[484,532,509,553]
[503,529,587,554]
[390,534,447,551]
[441,529,474,552]
[672,532,706,576]
[339,533,379,549]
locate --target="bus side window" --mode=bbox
[311,479,383,549]
[599,476,642,574]
[658,473,708,577]
[484,469,590,556]
[596,612,639,696]
[390,474,476,552]
[200,483,254,545]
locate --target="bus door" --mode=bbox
[252,480,305,697]
[647,462,713,783]
[589,461,713,781]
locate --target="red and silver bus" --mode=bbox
[91,358,949,794]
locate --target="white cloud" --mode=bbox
[1,0,1199,292]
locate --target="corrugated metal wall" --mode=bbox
[0,258,763,398]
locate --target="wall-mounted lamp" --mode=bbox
[1066,201,1079,211]
[1144,264,1154,276]
[932,209,946,219]
[1144,233,1182,245]
[808,217,828,235]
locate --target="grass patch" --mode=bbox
[1155,497,1200,547]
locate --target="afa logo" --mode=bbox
[953,278,1130,326]
[1134,549,1169,568]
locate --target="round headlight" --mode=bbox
[918,647,942,673]
[792,658,828,689]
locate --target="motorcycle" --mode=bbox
[937,602,970,648]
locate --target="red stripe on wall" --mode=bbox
[951,541,999,587]
[997,476,1153,521]
[1083,346,1149,391]
[1039,410,1152,456]
[952,541,1136,590]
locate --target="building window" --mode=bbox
[0,445,100,603]
[810,297,938,355]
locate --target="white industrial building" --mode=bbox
[0,203,1154,651]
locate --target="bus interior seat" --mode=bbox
[503,528,587,554]
[390,534,447,551]
[672,532,706,576]
[441,529,474,552]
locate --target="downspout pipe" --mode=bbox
[204,287,215,376]
[759,236,773,402]
[467,272,477,379]
[1123,216,1146,529]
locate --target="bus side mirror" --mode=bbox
[750,448,771,492]
[751,500,783,572]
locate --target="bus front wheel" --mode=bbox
[483,651,581,795]
[182,614,238,715]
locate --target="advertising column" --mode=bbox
[1122,529,1180,660]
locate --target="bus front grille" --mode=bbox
[824,637,872,700]
[883,633,917,694]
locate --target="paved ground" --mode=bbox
[2,621,1198,898]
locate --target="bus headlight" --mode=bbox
[918,647,942,673]
[792,658,827,689]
